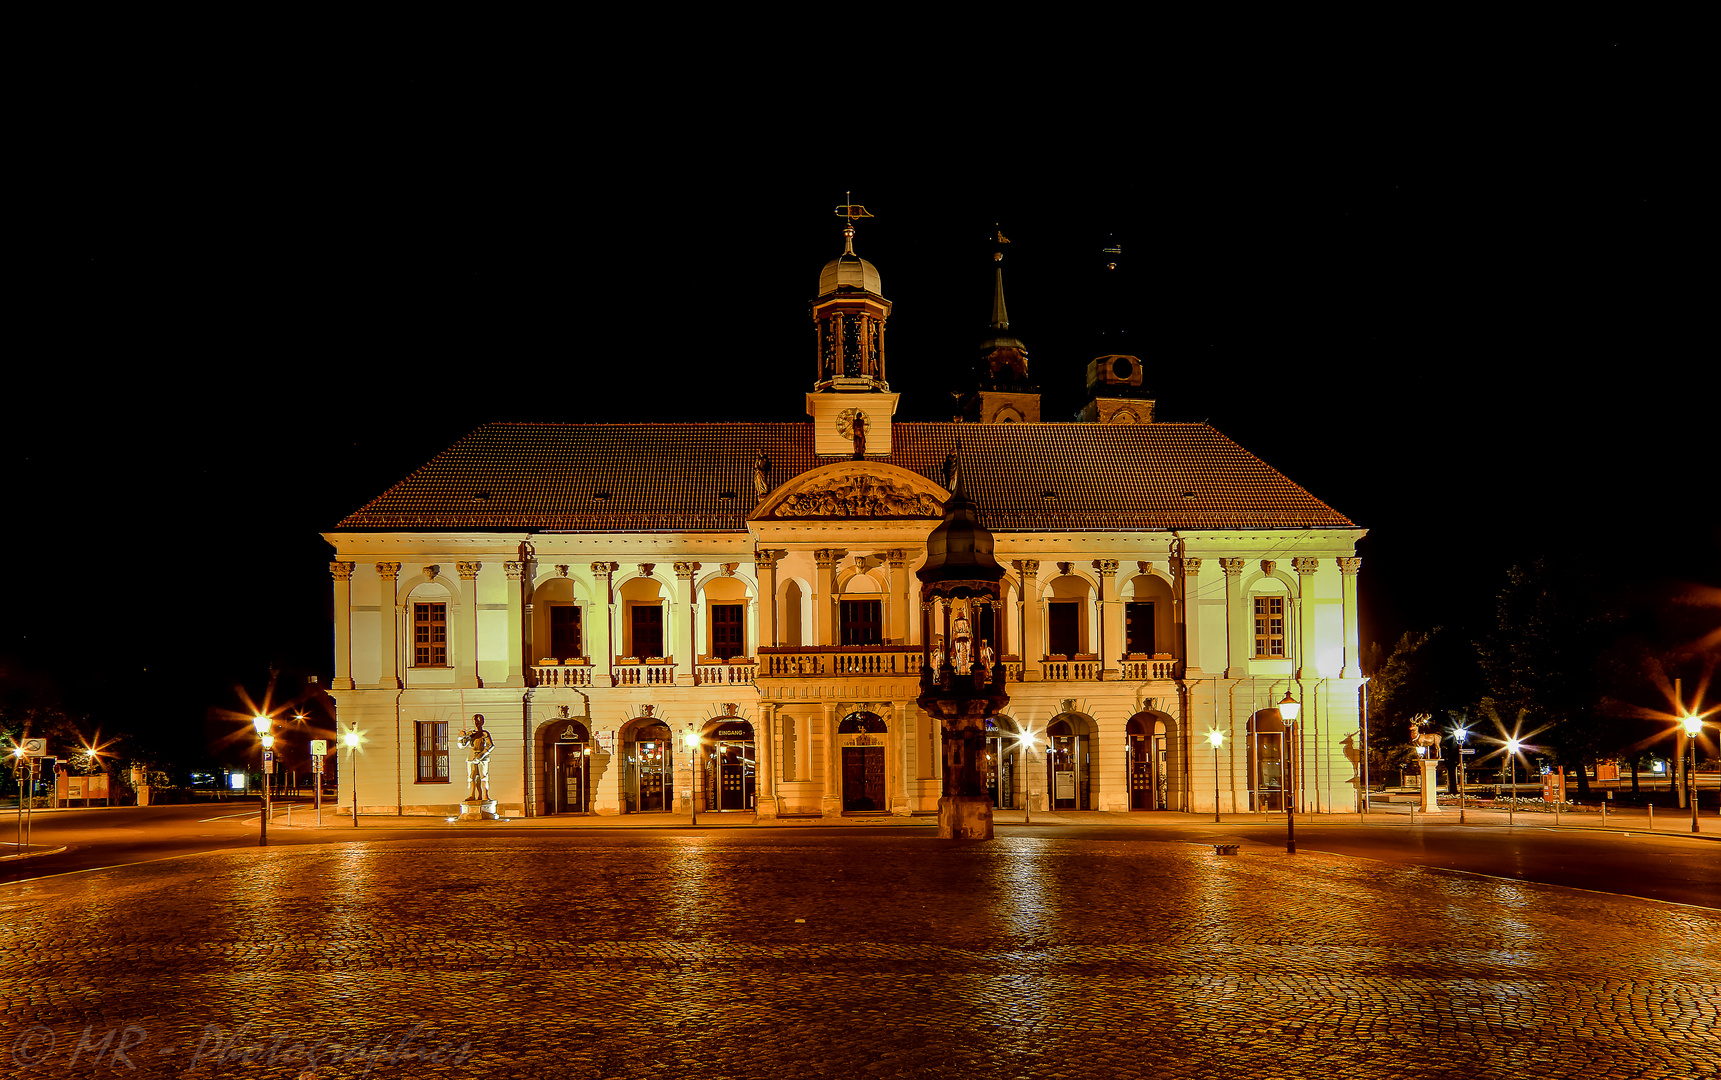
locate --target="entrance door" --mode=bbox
[842,745,886,811]
[985,736,1014,808]
[1254,731,1284,812]
[1128,733,1152,810]
[713,741,753,811]
[1153,733,1169,810]
[1049,734,1086,810]
[553,742,589,813]
[632,733,669,812]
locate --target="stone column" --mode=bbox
[1180,557,1203,675]
[1337,558,1362,678]
[375,563,402,689]
[1015,560,1042,679]
[820,702,841,817]
[330,562,355,690]
[1220,558,1248,678]
[755,703,778,818]
[1094,560,1120,679]
[674,562,700,685]
[888,550,910,644]
[502,562,526,687]
[892,701,912,815]
[457,562,483,688]
[755,551,780,647]
[591,562,618,686]
[813,550,840,646]
[1292,558,1319,680]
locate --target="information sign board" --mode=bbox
[310,739,328,757]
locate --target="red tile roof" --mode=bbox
[334,422,1357,532]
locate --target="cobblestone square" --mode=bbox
[2,834,1717,1078]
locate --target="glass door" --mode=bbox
[1128,734,1151,810]
[553,742,588,813]
[1049,735,1086,810]
[1253,731,1284,812]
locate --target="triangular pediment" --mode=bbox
[752,461,949,521]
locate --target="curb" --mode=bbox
[0,845,70,862]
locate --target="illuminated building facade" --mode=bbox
[323,216,1366,819]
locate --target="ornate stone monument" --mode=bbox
[916,456,1009,840]
[457,714,498,820]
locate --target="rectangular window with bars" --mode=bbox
[416,721,449,782]
[840,599,882,646]
[414,603,447,666]
[1253,596,1286,658]
[631,604,664,658]
[711,603,744,657]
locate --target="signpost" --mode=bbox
[311,740,327,826]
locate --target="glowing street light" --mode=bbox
[1505,737,1524,827]
[1207,730,1225,823]
[685,725,701,826]
[252,716,273,847]
[1452,726,1470,824]
[1018,731,1037,824]
[1682,710,1703,835]
[344,726,362,828]
[1278,691,1301,853]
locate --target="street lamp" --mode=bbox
[1207,730,1224,823]
[343,726,361,828]
[1505,737,1523,827]
[1452,726,1469,824]
[684,725,700,826]
[1278,690,1300,853]
[1017,731,1037,824]
[253,715,272,847]
[1682,711,1703,834]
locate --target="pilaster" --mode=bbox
[820,702,842,817]
[1094,560,1121,679]
[457,562,483,688]
[1292,558,1319,679]
[1337,557,1362,678]
[888,550,910,645]
[502,562,526,687]
[755,551,780,648]
[674,562,700,685]
[1220,558,1247,678]
[813,549,841,647]
[1180,557,1203,675]
[330,562,355,690]
[892,701,912,815]
[375,562,402,689]
[1015,559,1042,679]
[754,703,778,818]
[592,562,618,687]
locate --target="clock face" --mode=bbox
[1112,357,1133,381]
[836,408,868,436]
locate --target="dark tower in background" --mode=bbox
[957,229,1041,424]
[1077,230,1156,424]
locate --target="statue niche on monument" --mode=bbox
[457,715,498,820]
[952,604,973,672]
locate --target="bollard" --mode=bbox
[1649,803,1654,830]
[1602,801,1608,826]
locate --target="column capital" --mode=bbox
[813,549,841,569]
[1180,557,1202,576]
[329,561,355,580]
[1014,558,1041,576]
[887,549,908,568]
[1092,559,1119,577]
[674,561,701,579]
[591,561,620,577]
[376,562,401,579]
[1337,557,1362,575]
[457,561,483,580]
[504,561,525,579]
[1292,557,1319,576]
[1219,558,1247,577]
[753,551,779,571]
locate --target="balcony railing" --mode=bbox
[757,646,921,678]
[696,659,758,685]
[615,657,677,686]
[532,663,593,687]
[1041,657,1101,681]
[1120,658,1182,681]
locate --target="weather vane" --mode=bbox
[834,191,873,254]
[994,222,1011,262]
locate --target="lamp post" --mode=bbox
[685,725,700,826]
[1683,712,1702,834]
[1018,731,1036,824]
[344,727,361,828]
[1278,690,1300,853]
[252,716,272,847]
[1507,739,1521,832]
[1207,730,1224,823]
[1453,726,1468,824]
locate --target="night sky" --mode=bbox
[9,40,1712,763]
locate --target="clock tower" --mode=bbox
[807,197,900,457]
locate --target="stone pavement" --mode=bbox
[1,834,1716,1079]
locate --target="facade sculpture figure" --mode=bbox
[754,450,772,496]
[930,636,945,670]
[458,715,496,801]
[979,639,994,669]
[952,606,973,671]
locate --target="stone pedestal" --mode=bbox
[1420,760,1440,814]
[460,798,499,821]
[938,795,993,840]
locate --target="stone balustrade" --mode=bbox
[757,646,921,678]
[696,660,758,686]
[1120,658,1182,681]
[531,663,593,687]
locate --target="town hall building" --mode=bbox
[323,211,1367,820]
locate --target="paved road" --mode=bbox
[1,833,1716,1079]
[8,805,1717,908]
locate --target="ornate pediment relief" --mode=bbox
[754,463,948,521]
